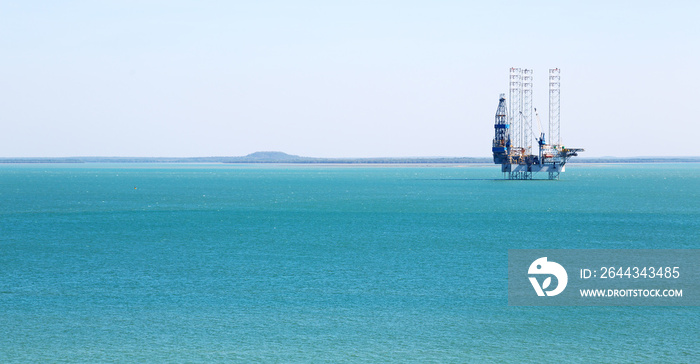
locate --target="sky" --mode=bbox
[1,1,698,158]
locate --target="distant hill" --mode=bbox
[239,151,307,162]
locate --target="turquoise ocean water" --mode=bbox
[0,163,698,362]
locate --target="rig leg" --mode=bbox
[507,171,533,180]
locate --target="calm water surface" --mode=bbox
[0,163,698,362]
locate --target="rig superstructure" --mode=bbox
[492,68,583,180]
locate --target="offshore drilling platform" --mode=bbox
[492,68,583,179]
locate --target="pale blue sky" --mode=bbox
[1,1,698,157]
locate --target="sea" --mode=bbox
[0,163,698,362]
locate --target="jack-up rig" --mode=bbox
[492,68,583,180]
